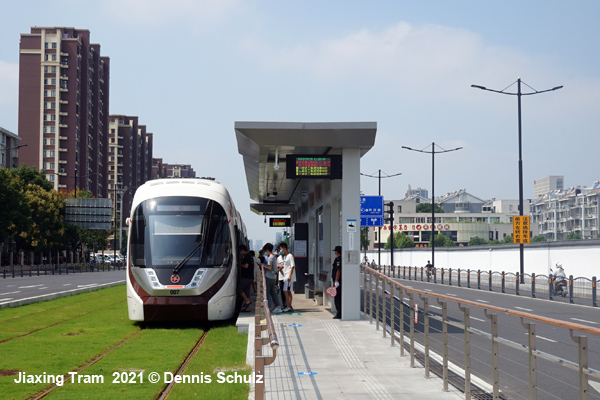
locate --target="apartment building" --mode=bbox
[107,115,154,237]
[0,126,22,169]
[531,183,600,241]
[534,175,564,198]
[163,163,196,178]
[18,27,110,197]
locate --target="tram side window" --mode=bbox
[131,206,146,266]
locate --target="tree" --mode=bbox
[360,227,370,250]
[385,231,415,249]
[416,203,445,213]
[468,236,487,246]
[502,234,513,244]
[0,169,29,245]
[11,165,53,191]
[566,232,582,240]
[17,184,66,251]
[531,235,547,242]
[433,232,456,247]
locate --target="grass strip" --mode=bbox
[0,285,125,323]
[167,325,251,400]
[42,326,206,400]
[0,286,125,342]
[0,299,138,400]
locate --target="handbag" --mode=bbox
[326,286,337,297]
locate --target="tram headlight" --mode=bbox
[145,269,161,288]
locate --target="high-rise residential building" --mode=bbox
[152,158,166,179]
[163,163,196,178]
[534,175,564,198]
[18,27,110,197]
[107,115,154,235]
[0,126,22,169]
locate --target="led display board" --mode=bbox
[286,154,342,179]
[269,218,291,227]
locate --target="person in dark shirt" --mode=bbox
[332,246,342,319]
[237,245,254,312]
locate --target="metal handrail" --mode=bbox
[362,265,600,400]
[254,264,279,400]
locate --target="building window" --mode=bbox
[52,42,57,49]
[45,42,49,49]
[44,66,48,72]
[50,127,55,133]
[43,150,47,157]
[50,151,55,157]
[51,54,57,61]
[51,78,56,85]
[48,175,54,182]
[50,162,55,169]
[51,66,56,73]
[51,102,56,109]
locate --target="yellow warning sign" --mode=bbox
[513,216,530,244]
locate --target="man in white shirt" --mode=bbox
[280,242,295,312]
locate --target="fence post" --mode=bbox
[488,270,492,291]
[437,299,449,392]
[382,277,386,339]
[419,294,430,378]
[441,268,444,285]
[521,319,538,400]
[375,275,380,331]
[477,269,481,290]
[3,266,5,279]
[569,275,574,304]
[484,310,499,398]
[408,266,412,280]
[449,268,452,286]
[458,304,471,399]
[403,265,406,279]
[363,267,368,320]
[467,269,471,288]
[408,292,415,368]
[390,284,395,347]
[29,265,32,277]
[593,276,597,307]
[531,273,536,298]
[516,273,520,296]
[433,268,437,284]
[549,274,554,301]
[399,287,405,357]
[458,268,461,287]
[501,271,505,293]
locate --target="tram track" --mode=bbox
[0,300,126,345]
[156,329,211,400]
[28,328,144,400]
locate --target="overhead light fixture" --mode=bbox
[273,147,280,170]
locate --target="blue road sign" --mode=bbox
[360,196,384,226]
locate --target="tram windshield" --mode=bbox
[130,196,231,269]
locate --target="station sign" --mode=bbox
[269,217,291,227]
[286,154,342,179]
[513,216,530,244]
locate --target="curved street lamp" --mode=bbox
[471,78,563,283]
[402,143,462,268]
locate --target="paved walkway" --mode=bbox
[240,295,462,400]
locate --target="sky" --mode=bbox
[1,1,600,244]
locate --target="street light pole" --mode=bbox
[402,143,462,268]
[360,170,402,266]
[471,78,563,282]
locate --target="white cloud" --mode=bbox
[240,22,561,101]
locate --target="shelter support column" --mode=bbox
[341,147,361,320]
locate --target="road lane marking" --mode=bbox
[515,307,533,312]
[471,317,485,322]
[77,284,100,288]
[570,318,598,325]
[63,284,72,286]
[17,284,44,289]
[0,291,21,296]
[430,305,442,310]
[38,287,48,290]
[0,298,14,302]
[475,299,489,303]
[445,293,457,297]
[524,332,556,343]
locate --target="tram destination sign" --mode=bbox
[286,154,342,179]
[269,217,291,227]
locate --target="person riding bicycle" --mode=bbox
[425,260,434,280]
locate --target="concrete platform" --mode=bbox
[243,296,463,400]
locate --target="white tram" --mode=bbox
[126,178,247,321]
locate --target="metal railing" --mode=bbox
[362,265,600,400]
[254,266,279,399]
[2,262,125,278]
[378,265,598,307]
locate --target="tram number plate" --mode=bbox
[169,290,180,295]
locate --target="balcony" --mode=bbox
[59,111,68,116]
[59,123,68,128]
[59,136,67,140]
[59,99,68,104]
[59,148,67,152]
[59,160,67,164]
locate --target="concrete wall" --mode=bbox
[365,240,600,279]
